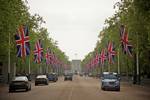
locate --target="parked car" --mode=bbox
[101,72,120,91]
[9,76,31,92]
[35,75,49,86]
[47,73,58,82]
[64,72,73,81]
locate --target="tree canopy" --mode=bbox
[82,0,150,77]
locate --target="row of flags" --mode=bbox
[14,25,67,67]
[85,25,132,69]
[85,41,116,69]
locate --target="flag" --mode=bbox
[120,25,132,56]
[14,25,30,58]
[92,58,95,67]
[99,49,107,65]
[51,52,55,65]
[34,40,43,63]
[94,53,99,65]
[45,48,51,64]
[107,41,117,64]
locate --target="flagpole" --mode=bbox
[136,32,140,84]
[117,48,120,74]
[8,32,10,84]
[13,63,16,78]
[108,63,110,72]
[29,57,30,74]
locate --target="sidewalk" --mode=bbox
[121,78,150,90]
[0,83,8,93]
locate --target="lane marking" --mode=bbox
[68,87,73,100]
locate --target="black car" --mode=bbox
[35,75,49,86]
[9,76,31,92]
[47,73,58,82]
[64,72,73,81]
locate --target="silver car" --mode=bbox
[9,76,31,92]
[101,72,120,91]
[35,75,49,86]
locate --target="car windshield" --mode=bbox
[103,74,118,79]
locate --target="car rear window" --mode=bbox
[37,75,47,78]
[14,76,28,81]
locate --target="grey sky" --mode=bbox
[28,0,119,60]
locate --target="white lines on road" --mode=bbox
[68,87,74,100]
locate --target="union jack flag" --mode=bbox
[45,48,52,64]
[94,53,99,65]
[50,52,55,65]
[15,25,30,58]
[34,40,43,64]
[99,49,107,65]
[107,41,117,64]
[120,25,132,56]
[91,58,95,67]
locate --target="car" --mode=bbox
[35,75,49,86]
[96,73,101,79]
[101,72,120,91]
[47,73,58,82]
[64,72,73,81]
[88,73,93,77]
[79,73,84,77]
[9,76,31,92]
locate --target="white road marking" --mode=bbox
[68,87,74,100]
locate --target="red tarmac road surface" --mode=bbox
[0,75,150,100]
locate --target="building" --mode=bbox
[71,60,81,74]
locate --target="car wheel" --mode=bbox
[29,85,31,90]
[117,88,120,91]
[46,82,48,85]
[9,89,14,93]
[26,87,28,91]
[101,87,105,91]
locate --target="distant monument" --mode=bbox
[71,60,81,74]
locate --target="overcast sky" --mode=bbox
[28,0,119,61]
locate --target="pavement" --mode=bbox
[0,75,150,100]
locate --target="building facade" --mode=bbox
[71,60,81,74]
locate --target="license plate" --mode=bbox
[109,82,114,84]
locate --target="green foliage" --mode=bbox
[82,0,150,77]
[0,0,69,74]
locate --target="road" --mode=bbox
[0,75,150,100]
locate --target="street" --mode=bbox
[0,75,150,100]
